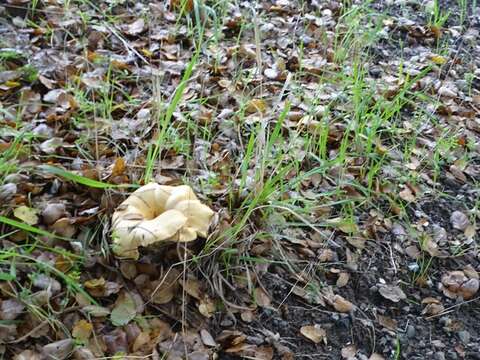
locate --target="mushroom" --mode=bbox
[111,183,214,259]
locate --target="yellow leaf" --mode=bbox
[72,320,93,341]
[141,48,153,58]
[430,54,447,65]
[13,205,39,225]
[245,99,266,114]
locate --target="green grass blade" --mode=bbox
[39,165,136,189]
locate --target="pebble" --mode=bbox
[458,330,470,344]
[406,325,416,338]
[434,352,446,360]
[447,351,458,360]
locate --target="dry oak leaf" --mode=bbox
[111,183,214,259]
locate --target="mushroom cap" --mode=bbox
[111,183,214,259]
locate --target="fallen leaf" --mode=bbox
[198,296,216,317]
[132,331,151,352]
[42,339,74,360]
[72,319,93,342]
[200,329,217,347]
[51,217,76,238]
[255,287,271,308]
[332,295,353,313]
[326,217,358,234]
[111,291,137,326]
[464,225,476,239]
[41,203,66,225]
[245,99,266,114]
[111,157,126,177]
[399,187,415,202]
[430,54,447,65]
[126,18,145,36]
[377,314,397,331]
[378,284,407,302]
[440,271,479,300]
[14,205,39,225]
[0,299,24,320]
[82,305,110,317]
[40,137,64,155]
[300,325,326,344]
[336,272,350,287]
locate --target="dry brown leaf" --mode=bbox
[377,315,397,331]
[132,331,151,352]
[399,187,415,202]
[51,217,76,238]
[254,287,271,308]
[182,278,202,300]
[332,295,353,313]
[336,272,350,288]
[300,325,326,344]
[198,296,216,317]
[111,157,126,177]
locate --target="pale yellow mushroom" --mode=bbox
[111,183,214,259]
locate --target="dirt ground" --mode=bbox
[0,0,479,359]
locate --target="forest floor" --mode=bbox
[1,0,480,359]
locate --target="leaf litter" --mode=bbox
[0,0,479,359]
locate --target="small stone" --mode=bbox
[434,352,446,360]
[458,330,470,344]
[406,325,416,338]
[447,351,458,360]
